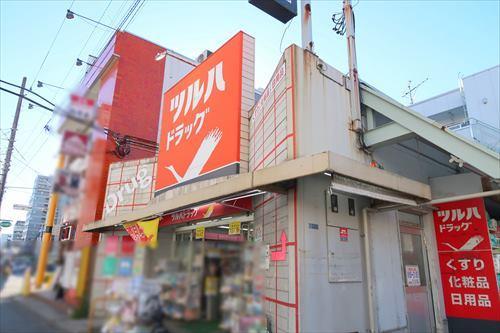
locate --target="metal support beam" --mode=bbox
[361,84,500,178]
[364,122,414,148]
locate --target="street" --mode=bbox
[0,297,66,333]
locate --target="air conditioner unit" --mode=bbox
[196,50,213,63]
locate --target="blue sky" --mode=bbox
[1,0,499,232]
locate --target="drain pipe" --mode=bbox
[362,207,376,333]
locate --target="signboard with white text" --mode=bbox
[433,198,499,321]
[156,31,255,194]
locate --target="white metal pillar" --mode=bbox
[344,0,362,131]
[301,0,314,52]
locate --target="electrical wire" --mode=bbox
[30,0,76,89]
[0,79,56,106]
[45,0,114,136]
[280,18,294,53]
[123,0,146,31]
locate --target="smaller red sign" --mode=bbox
[160,198,251,227]
[60,131,89,157]
[339,227,348,242]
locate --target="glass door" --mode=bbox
[400,221,435,333]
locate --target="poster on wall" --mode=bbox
[433,198,499,321]
[405,265,421,287]
[156,32,247,194]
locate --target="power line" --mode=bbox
[123,0,146,31]
[30,0,76,89]
[0,87,55,112]
[12,153,40,175]
[0,79,56,106]
[48,0,116,128]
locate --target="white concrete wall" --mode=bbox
[429,173,483,199]
[411,89,463,118]
[463,65,500,129]
[298,175,370,333]
[292,47,367,164]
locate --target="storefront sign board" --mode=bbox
[156,32,249,193]
[433,198,499,321]
[160,198,251,227]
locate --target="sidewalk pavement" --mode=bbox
[10,292,102,333]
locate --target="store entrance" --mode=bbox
[156,218,266,333]
[399,213,435,333]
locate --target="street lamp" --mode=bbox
[37,80,65,90]
[65,9,116,31]
[66,9,75,19]
[155,51,167,61]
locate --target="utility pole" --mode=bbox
[35,154,64,288]
[0,77,26,207]
[344,0,362,132]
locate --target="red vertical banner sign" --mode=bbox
[433,198,499,321]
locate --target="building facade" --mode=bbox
[84,36,500,333]
[24,175,60,241]
[12,220,26,241]
[56,31,197,305]
[411,65,500,153]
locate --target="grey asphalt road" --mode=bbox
[0,297,67,333]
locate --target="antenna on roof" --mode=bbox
[402,78,429,105]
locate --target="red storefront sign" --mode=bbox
[159,198,251,227]
[433,198,499,321]
[156,32,247,193]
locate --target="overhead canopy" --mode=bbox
[361,83,500,179]
[83,151,431,232]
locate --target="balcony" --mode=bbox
[446,117,500,153]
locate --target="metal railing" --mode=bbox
[446,117,500,153]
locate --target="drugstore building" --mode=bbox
[56,30,197,305]
[85,31,500,333]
